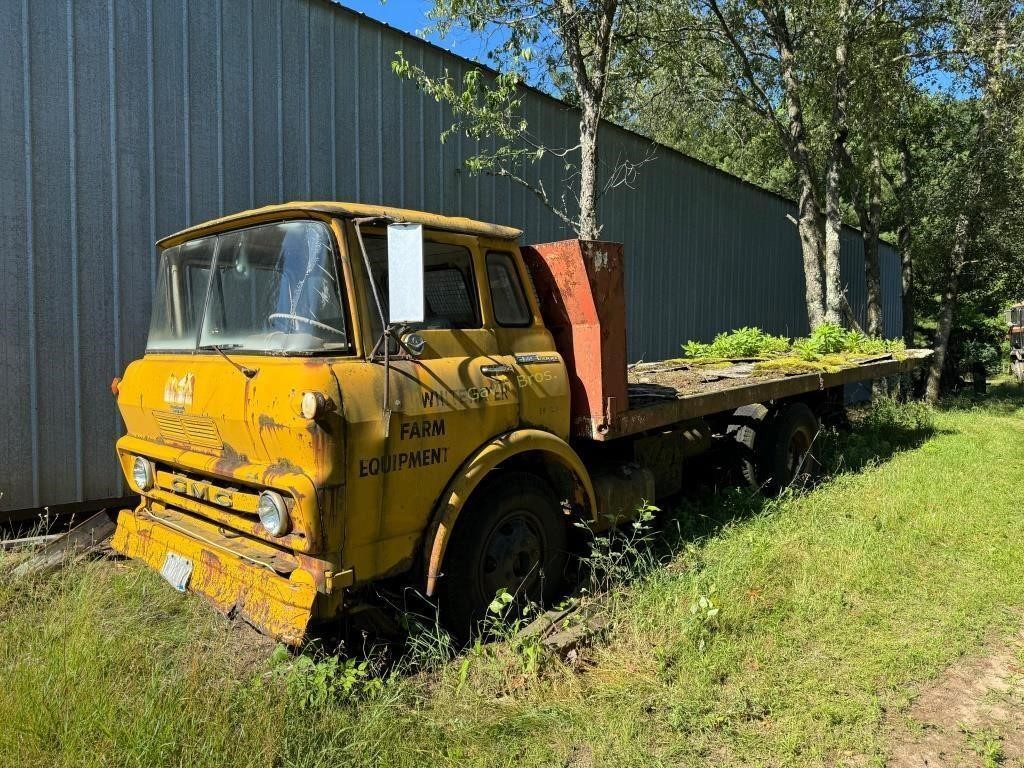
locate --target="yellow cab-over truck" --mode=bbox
[110,202,930,643]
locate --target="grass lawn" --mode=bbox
[3,385,1024,767]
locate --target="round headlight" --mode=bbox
[132,456,155,491]
[257,491,290,537]
[300,390,326,420]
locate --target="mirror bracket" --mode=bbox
[351,217,427,437]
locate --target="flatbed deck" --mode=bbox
[576,349,932,441]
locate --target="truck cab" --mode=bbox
[112,202,596,643]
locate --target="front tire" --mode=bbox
[438,471,568,638]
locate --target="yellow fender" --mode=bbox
[422,428,596,596]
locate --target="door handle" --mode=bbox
[480,363,514,378]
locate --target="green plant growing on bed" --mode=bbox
[683,324,907,368]
[682,327,791,360]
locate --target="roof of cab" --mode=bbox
[156,201,523,247]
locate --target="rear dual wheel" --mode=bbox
[728,402,821,494]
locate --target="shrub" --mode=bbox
[682,327,791,359]
[683,324,906,363]
[819,395,935,475]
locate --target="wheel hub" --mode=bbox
[479,513,543,598]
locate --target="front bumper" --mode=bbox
[111,504,320,644]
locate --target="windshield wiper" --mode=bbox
[199,343,257,379]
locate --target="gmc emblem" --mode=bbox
[170,477,233,508]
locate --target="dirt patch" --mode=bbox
[886,631,1024,767]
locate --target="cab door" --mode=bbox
[481,243,571,439]
[339,225,521,580]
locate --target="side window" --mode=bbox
[486,251,532,327]
[361,235,480,337]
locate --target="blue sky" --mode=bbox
[336,2,962,98]
[336,1,494,64]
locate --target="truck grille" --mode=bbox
[153,411,224,450]
[145,463,310,552]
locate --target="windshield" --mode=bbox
[147,220,350,354]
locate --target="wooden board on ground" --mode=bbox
[11,509,118,579]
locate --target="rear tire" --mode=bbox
[727,403,770,490]
[763,403,821,493]
[438,471,568,639]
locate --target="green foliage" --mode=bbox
[576,500,661,596]
[631,0,1024,374]
[818,395,935,475]
[270,647,384,708]
[961,725,1006,768]
[949,306,1008,377]
[685,324,907,368]
[393,1,648,237]
[860,395,934,435]
[687,583,721,653]
[477,589,548,676]
[792,323,905,360]
[795,322,850,356]
[682,327,791,359]
[400,609,459,673]
[392,53,531,174]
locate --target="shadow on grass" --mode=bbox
[657,395,940,548]
[308,385,1024,672]
[936,379,1024,415]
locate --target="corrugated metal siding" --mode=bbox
[0,0,903,512]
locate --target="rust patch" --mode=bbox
[258,413,287,432]
[295,553,329,591]
[522,240,628,430]
[214,442,250,475]
[264,457,304,479]
[200,548,222,571]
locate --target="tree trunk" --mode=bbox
[863,232,883,337]
[775,29,826,329]
[925,212,970,403]
[897,140,914,347]
[796,188,828,330]
[554,0,617,242]
[823,1,851,327]
[577,101,602,240]
[924,12,1004,403]
[900,235,913,345]
[863,142,884,337]
[823,148,845,326]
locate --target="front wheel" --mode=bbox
[438,471,568,638]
